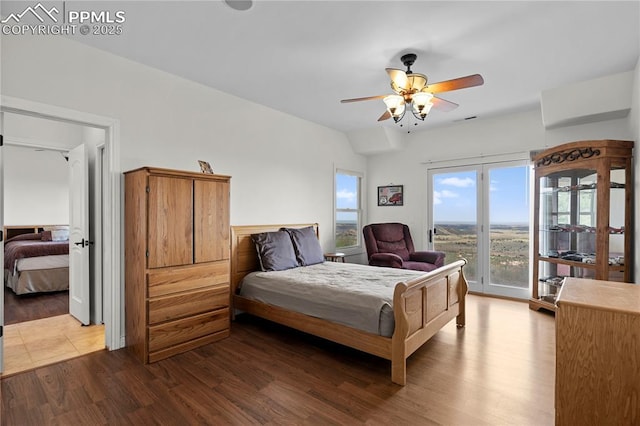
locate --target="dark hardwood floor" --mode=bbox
[3,287,69,325]
[1,295,556,425]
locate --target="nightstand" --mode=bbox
[324,252,346,262]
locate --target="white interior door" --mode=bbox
[69,144,90,325]
[1,113,5,372]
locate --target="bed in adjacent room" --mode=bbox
[231,223,468,385]
[3,226,70,295]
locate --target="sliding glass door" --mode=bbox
[428,167,481,291]
[428,161,531,298]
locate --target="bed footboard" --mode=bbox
[391,259,468,385]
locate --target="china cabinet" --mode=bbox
[530,140,633,312]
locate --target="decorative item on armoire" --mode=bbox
[198,160,214,174]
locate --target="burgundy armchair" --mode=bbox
[363,223,445,272]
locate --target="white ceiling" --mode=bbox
[5,1,640,133]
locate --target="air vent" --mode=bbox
[453,115,478,122]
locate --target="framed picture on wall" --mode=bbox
[378,185,403,206]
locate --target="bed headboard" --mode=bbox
[230,223,319,295]
[3,225,67,240]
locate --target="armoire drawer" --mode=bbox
[148,308,229,353]
[148,284,229,325]
[147,261,230,298]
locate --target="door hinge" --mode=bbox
[0,230,3,242]
[146,186,150,193]
[0,134,3,146]
[146,250,149,257]
[0,325,3,338]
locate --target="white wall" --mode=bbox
[1,35,366,251]
[3,112,84,150]
[367,107,635,251]
[3,145,69,226]
[2,112,86,227]
[2,35,366,342]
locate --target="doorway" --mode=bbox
[0,96,122,374]
[427,160,532,299]
[1,116,104,376]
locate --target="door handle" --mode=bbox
[74,238,94,248]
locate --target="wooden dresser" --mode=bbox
[555,278,640,425]
[124,167,231,363]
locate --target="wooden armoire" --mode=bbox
[124,167,231,363]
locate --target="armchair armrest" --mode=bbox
[369,253,404,269]
[410,251,446,267]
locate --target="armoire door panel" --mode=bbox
[194,180,230,263]
[148,176,193,268]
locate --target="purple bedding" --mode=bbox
[4,233,69,271]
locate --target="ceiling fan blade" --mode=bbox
[386,68,409,92]
[425,74,484,94]
[432,96,459,112]
[340,94,387,103]
[377,110,391,121]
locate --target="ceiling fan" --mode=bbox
[340,53,484,126]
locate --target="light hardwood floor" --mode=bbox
[1,295,556,424]
[2,314,105,377]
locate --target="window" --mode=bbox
[335,170,362,250]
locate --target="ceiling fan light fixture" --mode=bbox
[411,92,434,120]
[383,94,406,120]
[407,73,427,92]
[340,52,483,132]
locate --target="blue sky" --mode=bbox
[336,173,358,210]
[433,166,530,224]
[336,173,358,222]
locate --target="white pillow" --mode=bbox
[51,228,70,241]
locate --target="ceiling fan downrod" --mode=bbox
[401,53,417,73]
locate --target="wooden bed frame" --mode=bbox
[230,223,468,386]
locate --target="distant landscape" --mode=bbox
[336,221,358,248]
[435,223,529,288]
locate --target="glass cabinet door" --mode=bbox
[537,169,597,303]
[608,168,627,281]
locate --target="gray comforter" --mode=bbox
[239,261,425,336]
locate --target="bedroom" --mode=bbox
[1,0,639,423]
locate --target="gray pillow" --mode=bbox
[284,226,324,266]
[251,231,299,271]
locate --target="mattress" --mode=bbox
[5,255,70,295]
[5,267,69,295]
[15,254,69,271]
[238,261,425,337]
